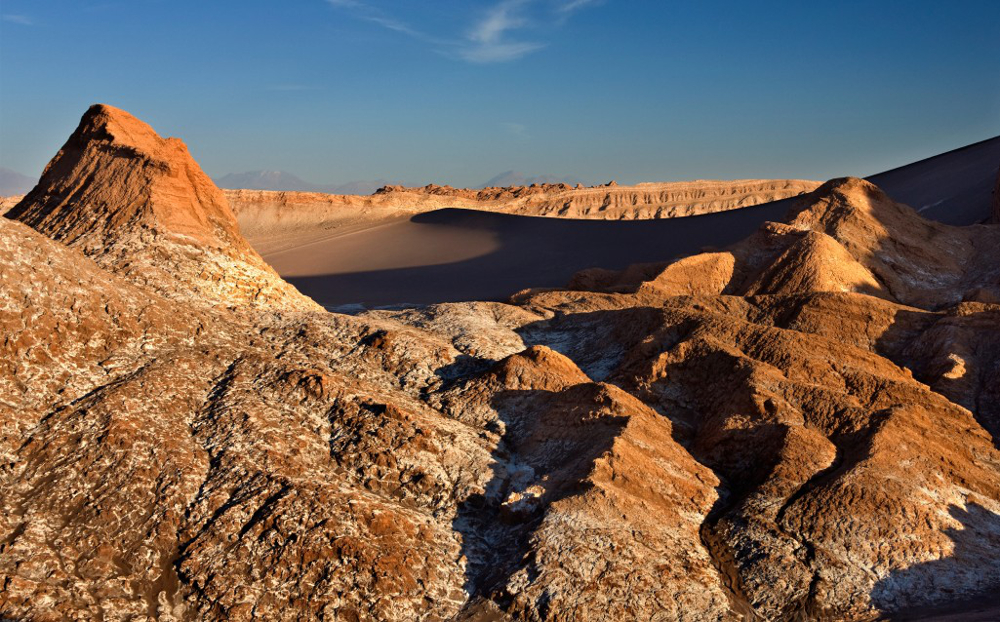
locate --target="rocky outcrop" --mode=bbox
[562,178,1000,309]
[2,107,1000,622]
[0,195,23,215]
[6,104,318,311]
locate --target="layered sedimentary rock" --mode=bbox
[369,179,822,220]
[6,104,318,311]
[225,179,820,248]
[2,107,1000,622]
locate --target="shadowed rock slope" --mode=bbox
[2,107,1000,622]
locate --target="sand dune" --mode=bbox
[228,178,820,251]
[6,105,1000,622]
[867,135,1000,225]
[265,213,501,276]
[264,137,1000,308]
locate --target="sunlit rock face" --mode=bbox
[7,104,319,311]
[2,106,1000,622]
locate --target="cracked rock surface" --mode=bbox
[2,106,1000,621]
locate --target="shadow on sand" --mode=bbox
[285,200,798,307]
[282,136,1000,307]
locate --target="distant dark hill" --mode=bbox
[0,167,36,195]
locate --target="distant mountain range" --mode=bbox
[214,170,591,194]
[213,171,400,196]
[478,171,590,188]
[4,166,593,197]
[0,168,37,195]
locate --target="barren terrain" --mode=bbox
[227,179,821,255]
[230,137,1000,308]
[2,105,1000,622]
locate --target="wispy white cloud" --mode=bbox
[556,0,603,14]
[503,122,529,139]
[460,0,544,63]
[2,14,34,25]
[324,0,597,64]
[326,0,426,39]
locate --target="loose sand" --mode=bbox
[255,137,1000,308]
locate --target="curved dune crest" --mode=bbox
[225,179,821,252]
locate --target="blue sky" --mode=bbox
[1,0,998,186]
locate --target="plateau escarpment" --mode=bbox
[225,179,820,254]
[2,106,1000,622]
[368,178,822,220]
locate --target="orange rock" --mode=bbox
[3,106,1000,622]
[7,104,319,311]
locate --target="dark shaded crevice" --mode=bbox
[768,414,893,621]
[238,483,292,538]
[698,494,763,622]
[771,445,845,621]
[451,385,629,618]
[170,358,245,621]
[694,426,788,622]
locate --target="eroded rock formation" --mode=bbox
[6,105,318,311]
[0,195,23,215]
[368,178,820,220]
[2,106,999,622]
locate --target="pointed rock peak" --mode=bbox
[9,103,250,257]
[73,104,169,156]
[787,177,891,218]
[781,176,929,243]
[7,104,320,312]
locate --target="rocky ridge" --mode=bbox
[368,178,822,220]
[2,106,1000,622]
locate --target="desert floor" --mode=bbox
[255,137,1000,308]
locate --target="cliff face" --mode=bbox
[3,107,1000,622]
[225,179,820,245]
[7,104,319,311]
[370,178,823,219]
